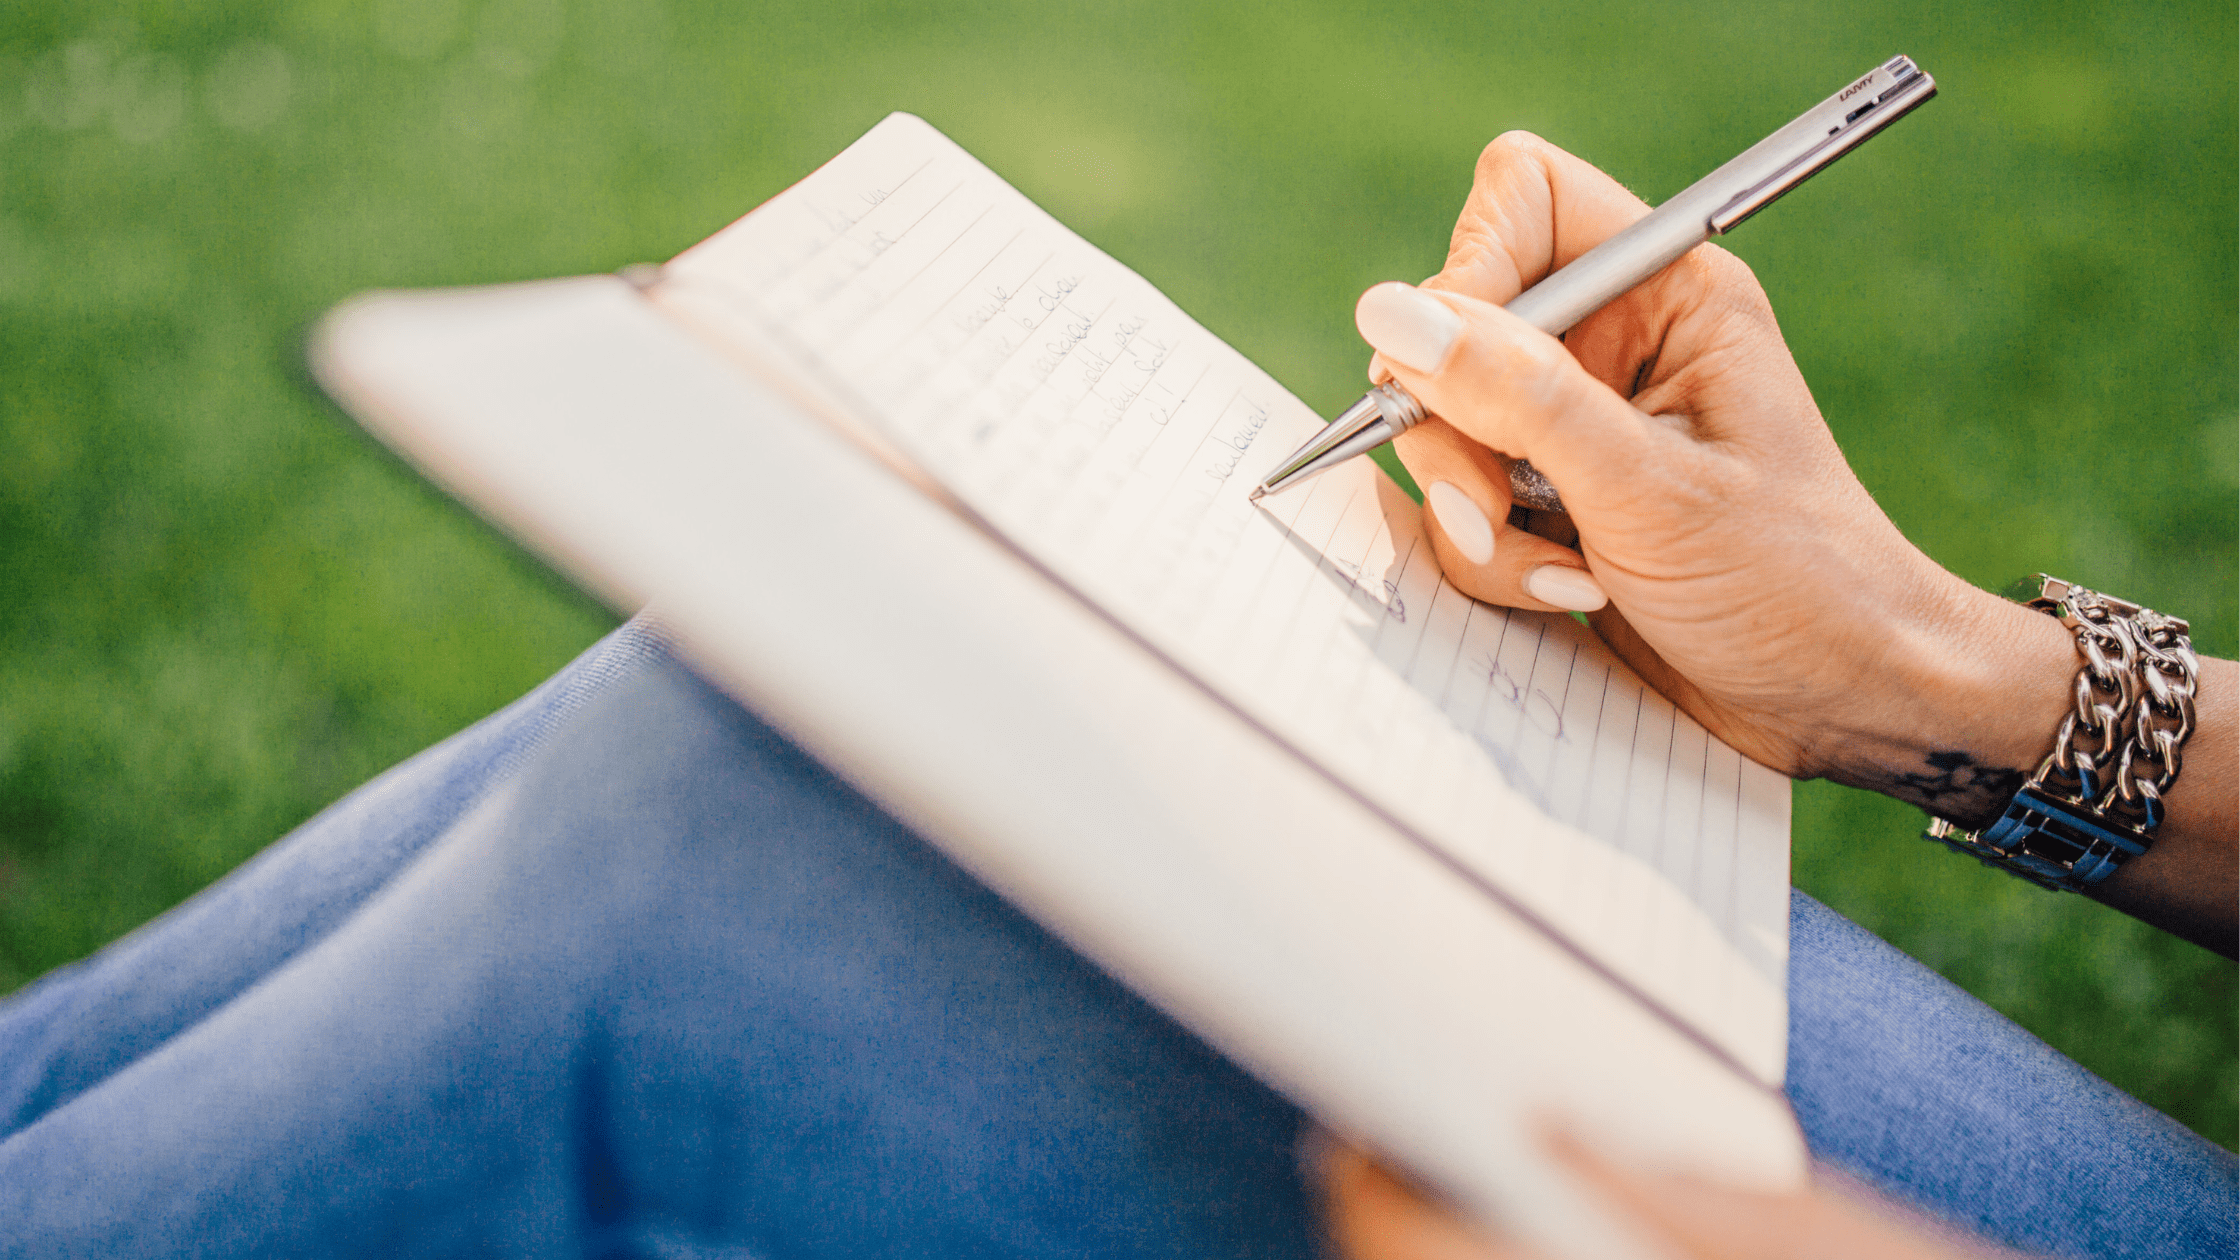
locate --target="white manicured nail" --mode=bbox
[1526,565,1608,612]
[1425,481,1495,566]
[1356,282,1462,374]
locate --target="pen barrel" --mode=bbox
[1504,211,1713,336]
[1505,55,1930,337]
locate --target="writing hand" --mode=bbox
[1362,133,2234,953]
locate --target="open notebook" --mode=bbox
[314,113,1803,1258]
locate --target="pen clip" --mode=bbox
[1710,56,1937,235]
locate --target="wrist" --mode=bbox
[1815,573,2076,829]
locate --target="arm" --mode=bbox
[1351,132,2236,957]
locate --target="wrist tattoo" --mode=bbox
[1887,750,2027,828]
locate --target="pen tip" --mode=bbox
[1247,486,1267,503]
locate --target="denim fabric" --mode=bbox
[0,622,674,1142]
[1789,896,2237,1257]
[0,623,2229,1257]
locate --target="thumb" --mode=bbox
[1355,281,1677,517]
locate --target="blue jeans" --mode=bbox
[1,623,2230,1258]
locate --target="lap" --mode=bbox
[0,626,2228,1258]
[0,625,1312,1259]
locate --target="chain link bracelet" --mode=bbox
[1923,575,2199,892]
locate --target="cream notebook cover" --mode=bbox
[313,113,1805,1259]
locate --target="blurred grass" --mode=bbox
[1,0,2232,1148]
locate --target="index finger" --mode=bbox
[1423,132,1652,308]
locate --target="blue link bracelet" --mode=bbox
[1923,576,2198,892]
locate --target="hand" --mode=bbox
[1358,133,2234,952]
[1362,132,2065,802]
[1310,1132,2014,1260]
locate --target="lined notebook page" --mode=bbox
[656,114,1792,1082]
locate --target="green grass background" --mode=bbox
[2,0,2233,1147]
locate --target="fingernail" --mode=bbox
[1425,481,1495,565]
[1526,565,1608,612]
[1356,282,1462,374]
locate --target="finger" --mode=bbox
[1357,282,1697,523]
[1421,131,1652,307]
[1420,132,1779,406]
[1310,1139,1535,1260]
[1368,131,1648,395]
[1393,421,1608,614]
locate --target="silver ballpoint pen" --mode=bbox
[1250,54,1936,510]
